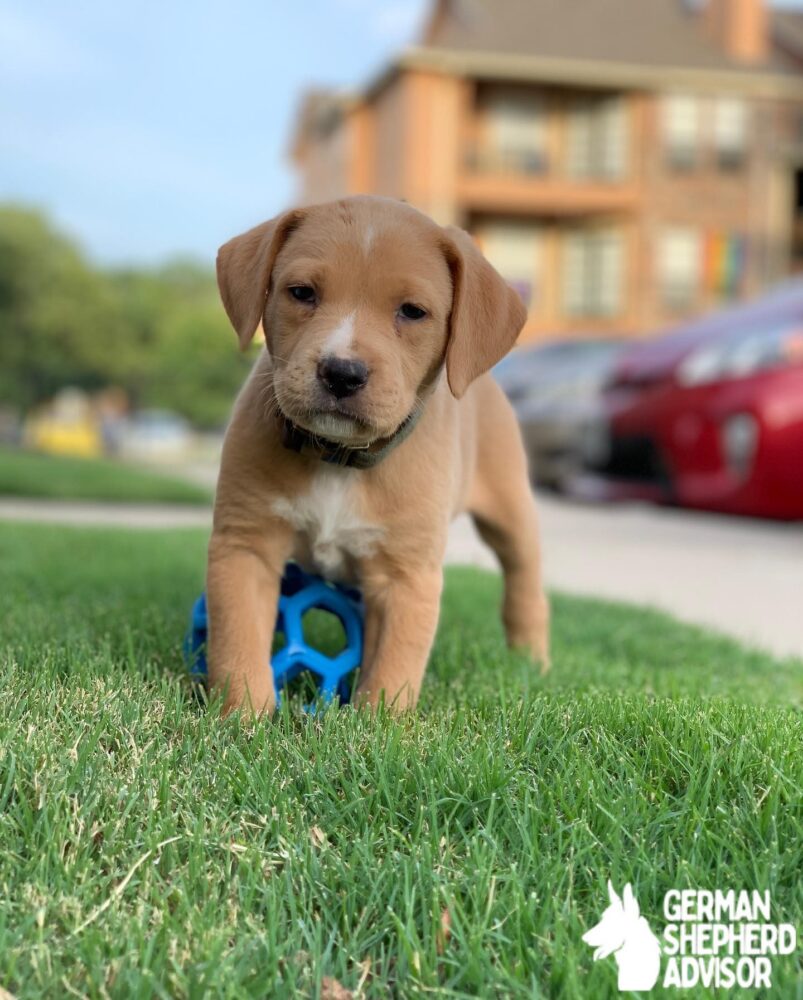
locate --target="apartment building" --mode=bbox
[291,0,803,341]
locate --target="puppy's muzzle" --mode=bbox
[317,355,370,400]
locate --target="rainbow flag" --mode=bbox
[705,233,745,299]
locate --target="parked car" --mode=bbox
[495,339,624,488]
[578,284,803,520]
[118,410,193,461]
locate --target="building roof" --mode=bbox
[423,0,771,73]
[294,0,803,151]
[773,9,803,63]
[380,0,803,99]
[290,89,352,160]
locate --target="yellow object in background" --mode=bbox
[27,418,102,458]
[24,388,103,458]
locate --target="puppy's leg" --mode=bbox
[206,526,293,716]
[469,390,549,671]
[354,567,443,712]
[472,503,550,672]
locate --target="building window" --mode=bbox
[663,95,700,171]
[477,222,544,312]
[713,98,748,170]
[480,94,548,174]
[563,228,624,318]
[660,228,702,311]
[567,97,628,180]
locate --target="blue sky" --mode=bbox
[0,0,428,265]
[1,0,800,266]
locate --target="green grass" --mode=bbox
[0,523,800,999]
[0,446,211,505]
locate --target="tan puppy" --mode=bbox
[209,195,549,715]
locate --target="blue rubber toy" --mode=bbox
[184,563,363,708]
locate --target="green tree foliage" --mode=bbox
[0,206,130,408]
[0,204,253,427]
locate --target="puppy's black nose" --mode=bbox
[317,356,369,399]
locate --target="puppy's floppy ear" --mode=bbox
[216,209,305,349]
[441,225,527,398]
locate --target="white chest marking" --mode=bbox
[271,468,384,578]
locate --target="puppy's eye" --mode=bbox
[288,285,316,305]
[399,303,427,321]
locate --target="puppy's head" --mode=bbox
[217,196,526,445]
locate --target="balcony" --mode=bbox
[464,145,550,176]
[459,142,641,217]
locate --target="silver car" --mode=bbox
[495,339,624,489]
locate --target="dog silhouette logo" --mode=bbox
[583,881,661,991]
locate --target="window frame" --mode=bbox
[659,227,703,313]
[563,227,625,319]
[663,94,701,172]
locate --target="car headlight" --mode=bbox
[677,326,803,387]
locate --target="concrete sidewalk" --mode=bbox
[0,497,210,528]
[1,494,800,659]
[448,498,803,659]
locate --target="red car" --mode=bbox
[580,283,803,520]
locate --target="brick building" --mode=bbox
[291,0,803,341]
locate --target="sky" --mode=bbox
[0,0,428,265]
[1,0,801,267]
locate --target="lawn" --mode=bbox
[0,523,800,998]
[0,446,211,505]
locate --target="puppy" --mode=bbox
[209,195,549,715]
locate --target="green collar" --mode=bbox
[279,408,421,470]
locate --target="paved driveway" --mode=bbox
[449,496,803,660]
[1,494,800,659]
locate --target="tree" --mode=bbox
[0,206,130,409]
[0,204,254,428]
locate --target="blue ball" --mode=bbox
[184,563,364,709]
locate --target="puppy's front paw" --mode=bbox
[213,677,276,719]
[506,627,550,675]
[352,681,417,714]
